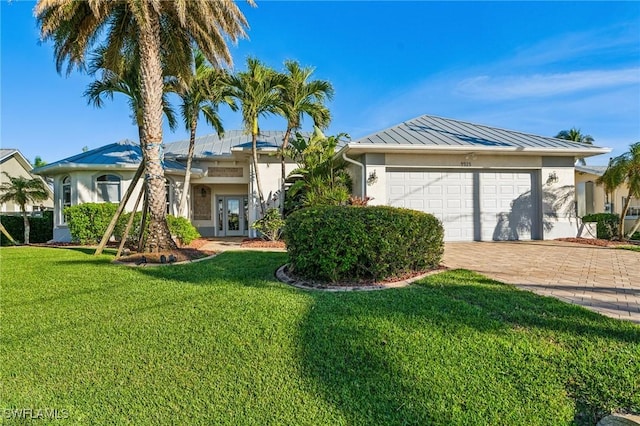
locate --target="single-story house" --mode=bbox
[575,164,639,234]
[33,114,610,242]
[0,148,54,213]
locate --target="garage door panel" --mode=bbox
[387,169,537,242]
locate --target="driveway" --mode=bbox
[443,241,640,324]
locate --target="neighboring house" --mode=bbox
[575,164,638,234]
[33,114,610,243]
[0,148,54,213]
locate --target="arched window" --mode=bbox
[96,174,121,203]
[62,176,71,223]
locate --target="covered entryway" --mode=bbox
[216,195,248,237]
[386,169,541,241]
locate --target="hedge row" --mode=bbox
[65,203,200,245]
[0,212,53,245]
[285,206,444,283]
[582,213,619,240]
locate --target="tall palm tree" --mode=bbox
[36,0,252,251]
[0,173,49,244]
[228,58,286,216]
[85,46,178,144]
[278,60,334,211]
[598,142,640,239]
[555,127,595,166]
[175,50,237,217]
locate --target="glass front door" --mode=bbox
[217,196,247,236]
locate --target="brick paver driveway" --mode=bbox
[443,241,640,324]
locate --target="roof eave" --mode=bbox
[341,144,612,158]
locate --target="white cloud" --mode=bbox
[455,68,640,100]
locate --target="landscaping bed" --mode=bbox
[241,237,286,249]
[555,237,636,247]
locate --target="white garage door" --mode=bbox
[387,170,538,241]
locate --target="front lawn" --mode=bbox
[1,247,638,425]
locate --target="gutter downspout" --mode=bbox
[342,152,366,197]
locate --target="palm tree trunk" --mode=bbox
[138,10,176,252]
[618,195,633,240]
[252,125,266,217]
[280,127,292,214]
[178,117,197,217]
[22,210,30,244]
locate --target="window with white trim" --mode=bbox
[62,176,71,223]
[96,174,121,203]
[622,197,640,217]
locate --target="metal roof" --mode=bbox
[0,149,19,162]
[345,114,611,156]
[33,139,189,175]
[575,165,608,176]
[164,130,291,158]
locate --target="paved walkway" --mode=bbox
[443,241,640,324]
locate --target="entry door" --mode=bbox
[218,196,248,236]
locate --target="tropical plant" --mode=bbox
[251,208,286,241]
[0,173,49,244]
[228,58,286,216]
[284,127,351,213]
[278,61,334,210]
[32,156,47,168]
[555,127,595,166]
[174,50,236,217]
[36,0,252,251]
[597,142,640,239]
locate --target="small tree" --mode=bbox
[597,142,640,239]
[284,127,351,213]
[0,173,49,244]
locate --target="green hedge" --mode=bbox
[65,203,119,244]
[582,213,619,240]
[0,211,53,245]
[285,206,444,283]
[67,203,200,246]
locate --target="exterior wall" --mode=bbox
[361,152,579,240]
[575,170,637,235]
[0,154,54,212]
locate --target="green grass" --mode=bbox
[1,247,638,425]
[617,244,640,252]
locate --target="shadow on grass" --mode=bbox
[134,251,290,288]
[296,270,640,425]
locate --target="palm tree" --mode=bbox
[555,128,595,166]
[228,58,286,216]
[174,50,237,217]
[278,61,334,210]
[598,142,640,239]
[85,46,178,144]
[36,0,252,251]
[0,173,49,244]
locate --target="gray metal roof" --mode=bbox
[575,165,608,176]
[164,130,290,158]
[346,114,611,156]
[33,139,188,175]
[0,148,18,162]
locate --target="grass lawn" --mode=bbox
[617,245,640,252]
[1,247,638,425]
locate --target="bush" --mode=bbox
[285,206,444,283]
[0,211,53,245]
[166,215,200,245]
[113,211,147,245]
[65,203,118,244]
[252,208,285,241]
[582,213,619,240]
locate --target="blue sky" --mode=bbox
[1,1,639,166]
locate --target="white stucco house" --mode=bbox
[33,114,610,242]
[575,165,639,235]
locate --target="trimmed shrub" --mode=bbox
[582,213,619,240]
[114,213,200,246]
[252,208,285,241]
[166,215,200,245]
[0,211,53,245]
[65,203,118,244]
[285,206,444,283]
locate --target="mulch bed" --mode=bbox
[240,238,286,249]
[116,248,215,265]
